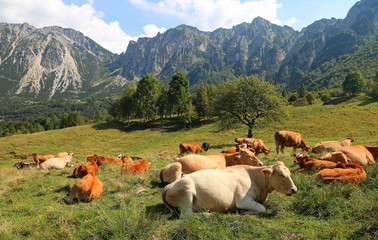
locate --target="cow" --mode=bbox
[64,173,103,203]
[117,154,134,163]
[86,154,123,166]
[120,159,151,175]
[275,131,311,154]
[311,138,355,153]
[160,148,263,184]
[32,154,55,165]
[317,162,367,185]
[234,138,271,156]
[72,159,100,178]
[13,162,38,169]
[293,153,337,172]
[363,145,378,159]
[40,152,74,170]
[57,151,74,158]
[319,144,375,166]
[158,153,173,159]
[162,161,297,218]
[221,143,252,154]
[160,162,182,184]
[179,142,210,156]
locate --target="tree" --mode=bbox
[288,93,298,103]
[320,93,331,103]
[298,84,307,98]
[306,92,315,105]
[120,83,137,124]
[168,72,190,117]
[193,84,212,120]
[215,75,287,138]
[136,74,162,122]
[342,71,366,96]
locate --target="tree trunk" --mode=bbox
[247,128,253,138]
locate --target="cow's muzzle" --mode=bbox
[286,187,297,196]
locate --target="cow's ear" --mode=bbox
[262,168,273,175]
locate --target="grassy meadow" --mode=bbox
[0,95,377,239]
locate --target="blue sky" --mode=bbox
[0,0,359,54]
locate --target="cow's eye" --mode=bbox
[279,173,283,177]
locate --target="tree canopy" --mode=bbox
[215,75,287,138]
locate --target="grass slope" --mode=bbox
[0,95,377,239]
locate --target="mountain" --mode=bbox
[0,23,129,100]
[0,0,376,102]
[112,0,377,90]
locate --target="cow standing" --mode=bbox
[162,161,297,218]
[275,131,311,154]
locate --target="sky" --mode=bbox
[0,0,360,54]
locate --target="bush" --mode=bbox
[321,93,331,103]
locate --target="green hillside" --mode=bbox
[0,96,377,239]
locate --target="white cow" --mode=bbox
[40,152,74,170]
[162,161,297,218]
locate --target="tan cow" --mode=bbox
[40,152,74,170]
[162,161,297,218]
[319,144,375,166]
[275,131,311,154]
[317,162,367,185]
[311,138,354,153]
[234,138,271,156]
[57,151,74,158]
[179,142,210,156]
[160,148,263,184]
[64,173,103,203]
[293,153,337,172]
[32,154,55,165]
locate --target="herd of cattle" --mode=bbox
[10,130,377,218]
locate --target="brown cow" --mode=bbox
[293,153,337,172]
[117,154,134,163]
[311,138,354,153]
[363,145,378,159]
[160,148,263,184]
[64,173,103,203]
[120,159,151,175]
[275,131,311,154]
[235,138,271,156]
[32,154,55,165]
[179,142,210,156]
[221,143,252,154]
[86,154,124,166]
[317,162,366,185]
[319,144,375,166]
[72,159,100,178]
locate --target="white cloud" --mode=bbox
[140,24,167,38]
[130,0,283,31]
[0,0,131,54]
[284,17,298,26]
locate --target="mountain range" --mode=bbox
[0,0,377,101]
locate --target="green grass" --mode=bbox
[0,95,377,239]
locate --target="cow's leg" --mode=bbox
[236,196,266,213]
[280,145,284,154]
[275,142,279,155]
[292,146,297,154]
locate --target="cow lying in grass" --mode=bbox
[40,152,74,170]
[319,144,375,166]
[316,162,366,185]
[13,162,38,169]
[311,138,354,153]
[72,159,100,178]
[87,154,125,166]
[160,148,263,184]
[179,142,210,156]
[64,172,103,204]
[293,153,337,172]
[234,138,271,156]
[121,159,150,175]
[162,161,297,218]
[32,154,55,165]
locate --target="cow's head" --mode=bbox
[300,140,311,152]
[235,148,263,166]
[293,153,305,164]
[262,161,297,196]
[202,142,211,152]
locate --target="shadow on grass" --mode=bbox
[323,95,355,105]
[54,184,71,193]
[150,180,165,189]
[92,119,217,133]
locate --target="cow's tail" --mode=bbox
[162,186,180,218]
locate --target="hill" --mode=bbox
[0,96,377,239]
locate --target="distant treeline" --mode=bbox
[0,97,113,121]
[0,111,103,137]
